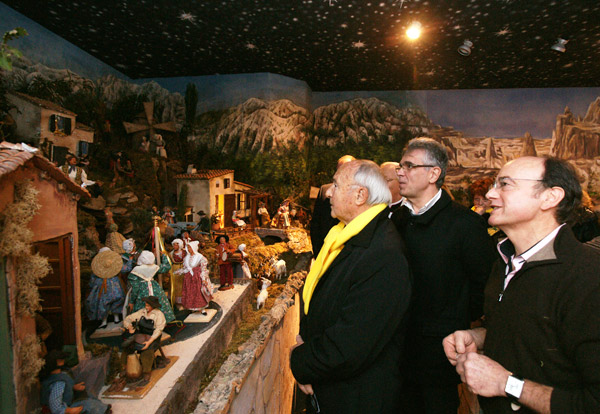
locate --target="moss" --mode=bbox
[0,180,39,256]
[16,253,52,316]
[19,334,44,389]
[0,180,50,316]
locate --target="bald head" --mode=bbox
[337,155,356,169]
[380,162,402,203]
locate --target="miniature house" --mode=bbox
[175,169,262,228]
[7,91,95,163]
[0,142,89,414]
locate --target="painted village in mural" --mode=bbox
[2,42,600,414]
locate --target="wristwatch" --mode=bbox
[505,374,525,404]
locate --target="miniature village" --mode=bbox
[2,5,600,414]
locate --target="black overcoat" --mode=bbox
[392,190,497,385]
[291,209,411,413]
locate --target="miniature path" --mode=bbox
[101,284,250,414]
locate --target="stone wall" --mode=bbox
[194,270,307,414]
[156,279,255,414]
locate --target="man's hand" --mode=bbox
[291,335,314,395]
[291,334,304,351]
[442,330,479,366]
[65,407,83,414]
[141,339,152,351]
[128,326,135,334]
[298,383,314,395]
[456,352,510,397]
[73,382,85,391]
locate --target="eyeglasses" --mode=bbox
[492,176,543,190]
[395,161,436,172]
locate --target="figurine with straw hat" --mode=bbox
[86,247,126,329]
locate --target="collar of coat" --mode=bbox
[498,225,581,271]
[399,189,452,225]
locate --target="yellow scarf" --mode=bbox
[303,203,387,314]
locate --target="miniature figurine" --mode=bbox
[162,206,176,224]
[169,238,186,309]
[152,134,167,158]
[41,350,111,414]
[127,251,175,323]
[117,296,166,388]
[236,243,252,279]
[61,153,95,188]
[175,241,213,313]
[86,248,126,329]
[197,210,210,233]
[139,136,150,153]
[258,202,270,227]
[232,210,246,229]
[181,231,194,247]
[120,238,137,278]
[215,235,235,291]
[104,222,126,254]
[271,200,290,229]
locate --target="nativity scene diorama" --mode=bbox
[1,4,600,413]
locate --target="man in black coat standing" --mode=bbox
[309,155,355,257]
[291,160,411,413]
[392,138,496,413]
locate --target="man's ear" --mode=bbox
[355,187,368,206]
[428,166,442,185]
[541,186,565,211]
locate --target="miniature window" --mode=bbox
[224,178,231,189]
[49,115,72,135]
[78,141,89,156]
[215,180,220,188]
[236,193,246,210]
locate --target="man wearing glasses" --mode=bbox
[392,138,496,413]
[443,156,600,414]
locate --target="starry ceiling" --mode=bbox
[3,0,600,91]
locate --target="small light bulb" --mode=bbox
[406,22,422,40]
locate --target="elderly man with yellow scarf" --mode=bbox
[290,159,412,414]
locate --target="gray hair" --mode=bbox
[405,137,448,188]
[352,160,392,205]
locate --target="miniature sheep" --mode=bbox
[269,256,287,280]
[256,277,272,310]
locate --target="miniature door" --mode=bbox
[224,194,235,227]
[34,234,76,350]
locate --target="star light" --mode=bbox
[495,26,511,36]
[352,40,366,48]
[246,43,257,50]
[179,12,196,22]
[324,0,337,5]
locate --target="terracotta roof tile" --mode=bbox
[0,142,89,198]
[174,169,234,180]
[9,91,77,117]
